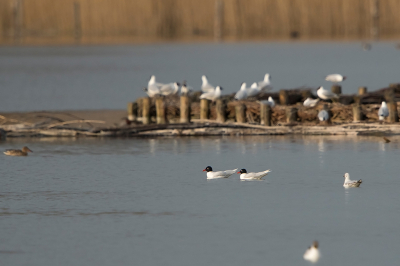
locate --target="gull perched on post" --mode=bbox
[317,86,339,100]
[234,83,248,100]
[201,75,215,93]
[200,86,223,101]
[378,101,389,121]
[303,97,320,107]
[246,82,261,97]
[257,73,272,91]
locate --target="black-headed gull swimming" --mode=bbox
[318,110,329,121]
[378,101,389,120]
[303,241,320,263]
[203,166,238,179]
[160,82,180,96]
[325,74,346,83]
[246,82,261,97]
[237,169,271,180]
[343,173,362,188]
[257,73,272,91]
[200,86,223,101]
[234,83,248,100]
[303,97,320,107]
[201,75,215,93]
[317,86,339,100]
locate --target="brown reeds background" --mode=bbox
[1,0,400,45]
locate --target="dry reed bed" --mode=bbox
[2,0,400,43]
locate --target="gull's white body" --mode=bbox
[343,173,362,188]
[317,86,338,100]
[318,110,329,121]
[180,84,192,95]
[207,169,238,179]
[325,74,345,83]
[235,83,248,100]
[200,86,222,101]
[378,101,389,121]
[240,170,271,180]
[201,75,215,93]
[160,82,179,96]
[146,84,161,97]
[246,82,261,97]
[259,97,275,107]
[303,97,320,107]
[257,73,272,91]
[303,244,320,263]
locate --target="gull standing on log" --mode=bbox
[317,86,339,100]
[378,101,389,121]
[325,74,346,84]
[303,97,320,107]
[257,73,272,91]
[160,82,180,96]
[180,81,192,95]
[201,75,215,93]
[148,75,164,88]
[200,86,223,101]
[343,173,362,188]
[144,84,161,97]
[234,83,248,100]
[247,82,261,97]
[303,241,320,263]
[318,109,329,121]
[258,97,275,107]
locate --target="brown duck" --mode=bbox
[4,146,33,156]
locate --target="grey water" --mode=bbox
[1,136,400,266]
[1,41,400,112]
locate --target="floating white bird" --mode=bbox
[237,169,271,180]
[160,82,180,96]
[378,101,389,121]
[201,75,215,93]
[246,82,261,97]
[317,86,339,100]
[203,166,238,179]
[318,110,329,121]
[343,173,362,188]
[325,74,346,83]
[257,73,272,91]
[180,81,192,95]
[303,97,320,107]
[200,86,223,101]
[303,241,320,263]
[234,83,248,100]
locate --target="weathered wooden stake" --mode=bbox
[200,99,210,120]
[358,87,367,95]
[388,102,399,123]
[286,107,298,123]
[260,103,271,126]
[127,102,138,121]
[216,99,226,123]
[180,96,190,123]
[74,1,82,41]
[331,85,342,95]
[301,90,312,100]
[142,97,151,125]
[214,0,224,42]
[352,103,362,122]
[155,97,166,124]
[235,104,246,123]
[279,90,289,105]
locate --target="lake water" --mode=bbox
[1,135,400,266]
[1,41,400,112]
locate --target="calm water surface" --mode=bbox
[1,42,400,112]
[1,136,400,266]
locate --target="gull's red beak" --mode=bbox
[202,169,206,172]
[237,171,241,174]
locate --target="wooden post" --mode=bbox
[214,0,223,42]
[260,103,271,126]
[142,97,151,125]
[127,102,138,121]
[200,99,209,120]
[358,87,367,95]
[155,97,166,124]
[74,1,82,41]
[180,95,190,123]
[388,102,399,123]
[286,107,298,123]
[216,99,226,123]
[279,90,289,105]
[301,90,312,101]
[235,104,246,123]
[352,103,362,122]
[371,0,379,40]
[331,85,342,95]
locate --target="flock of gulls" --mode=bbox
[203,164,362,263]
[143,73,390,122]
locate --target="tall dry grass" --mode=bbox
[1,0,400,44]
